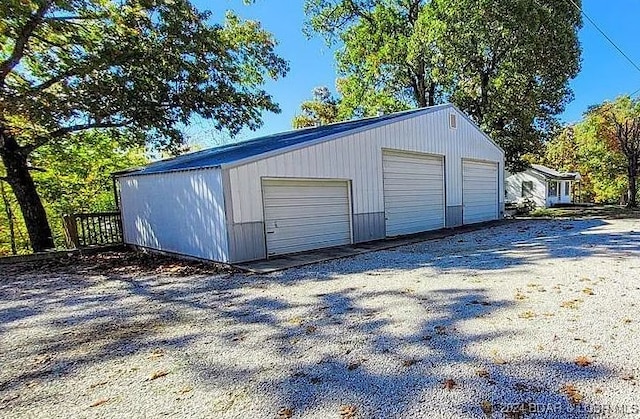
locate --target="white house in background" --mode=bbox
[506,164,581,208]
[116,104,504,263]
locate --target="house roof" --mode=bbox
[531,164,579,180]
[116,103,499,177]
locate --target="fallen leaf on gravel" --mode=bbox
[561,384,583,405]
[0,394,19,404]
[33,354,54,365]
[305,325,317,334]
[402,358,419,367]
[339,404,357,419]
[623,318,633,324]
[574,356,592,367]
[443,379,456,390]
[177,386,193,394]
[518,311,537,319]
[309,376,322,384]
[89,398,109,407]
[149,348,165,359]
[582,288,595,296]
[347,361,361,371]
[621,373,635,381]
[287,316,304,326]
[490,351,508,365]
[148,370,169,381]
[561,299,582,309]
[277,407,294,418]
[514,292,527,301]
[467,300,492,306]
[89,380,108,389]
[434,326,447,335]
[480,400,493,416]
[476,368,490,379]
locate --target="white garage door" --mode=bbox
[383,150,445,236]
[463,160,499,224]
[262,179,352,256]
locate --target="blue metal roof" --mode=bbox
[122,107,435,176]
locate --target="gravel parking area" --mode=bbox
[1,218,640,418]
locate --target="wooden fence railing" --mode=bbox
[63,211,123,248]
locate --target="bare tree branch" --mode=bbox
[0,1,54,86]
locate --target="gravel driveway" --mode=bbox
[1,218,640,418]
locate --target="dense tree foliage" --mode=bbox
[539,126,627,204]
[292,87,341,128]
[540,96,640,206]
[0,131,147,255]
[0,0,288,252]
[304,0,582,170]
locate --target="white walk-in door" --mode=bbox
[383,150,445,236]
[262,179,352,256]
[463,160,499,224]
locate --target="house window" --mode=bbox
[522,181,534,198]
[548,181,558,197]
[565,181,570,196]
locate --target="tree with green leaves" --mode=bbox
[305,0,442,117]
[539,125,627,204]
[434,0,582,171]
[304,0,582,171]
[292,87,341,128]
[0,130,149,255]
[584,97,640,207]
[0,0,288,252]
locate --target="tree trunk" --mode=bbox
[628,163,638,208]
[0,134,54,252]
[428,82,436,107]
[0,181,17,255]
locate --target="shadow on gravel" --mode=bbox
[0,218,633,416]
[266,218,640,278]
[188,287,614,417]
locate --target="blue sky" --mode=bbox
[191,0,640,144]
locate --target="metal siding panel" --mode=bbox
[228,222,266,263]
[446,205,464,228]
[119,168,229,262]
[353,212,386,243]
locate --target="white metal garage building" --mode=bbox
[116,104,504,263]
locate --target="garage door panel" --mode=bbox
[385,203,444,214]
[262,179,352,256]
[267,230,351,247]
[266,215,351,229]
[383,151,445,237]
[463,160,499,225]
